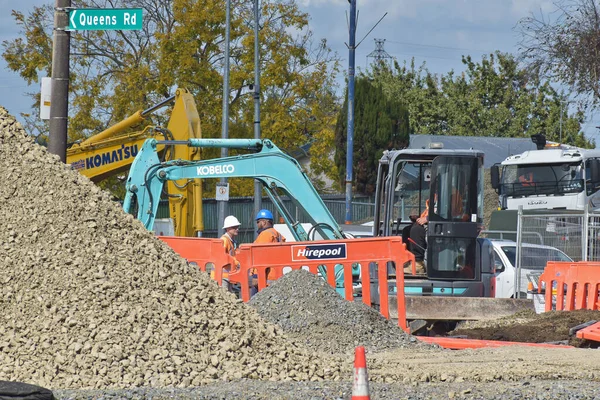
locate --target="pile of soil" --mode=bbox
[249,270,430,354]
[450,309,600,347]
[0,107,345,389]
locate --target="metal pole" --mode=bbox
[253,0,262,232]
[583,203,589,261]
[514,206,523,299]
[218,0,231,231]
[345,0,357,224]
[560,101,563,143]
[48,0,71,162]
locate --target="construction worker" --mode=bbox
[250,209,286,295]
[254,209,285,244]
[221,215,241,260]
[216,215,241,293]
[403,208,427,275]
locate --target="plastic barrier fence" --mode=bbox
[538,261,600,311]
[576,321,600,342]
[216,237,414,332]
[158,236,237,274]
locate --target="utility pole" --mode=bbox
[345,0,357,225]
[48,0,71,162]
[253,0,262,232]
[560,101,563,143]
[218,0,231,231]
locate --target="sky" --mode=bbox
[1,0,599,145]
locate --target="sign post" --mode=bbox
[216,183,230,202]
[67,8,143,31]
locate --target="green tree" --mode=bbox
[517,0,600,108]
[370,52,593,148]
[2,0,340,196]
[334,75,410,195]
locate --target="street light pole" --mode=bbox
[253,0,262,232]
[218,0,231,231]
[345,0,357,225]
[48,0,71,162]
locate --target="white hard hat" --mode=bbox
[222,215,241,230]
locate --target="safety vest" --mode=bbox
[254,227,285,244]
[221,233,238,256]
[253,227,285,280]
[211,234,239,280]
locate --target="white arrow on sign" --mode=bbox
[70,10,77,29]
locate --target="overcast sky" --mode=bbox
[1,0,598,144]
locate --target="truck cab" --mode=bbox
[491,137,600,211]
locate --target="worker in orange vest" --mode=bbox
[250,209,286,295]
[215,215,241,292]
[254,209,285,244]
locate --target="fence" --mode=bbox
[158,234,413,332]
[482,206,600,298]
[156,194,377,242]
[538,261,600,312]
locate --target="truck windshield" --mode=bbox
[500,162,583,197]
[500,245,572,270]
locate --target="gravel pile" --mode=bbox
[0,107,344,390]
[250,269,428,354]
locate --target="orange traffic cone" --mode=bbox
[527,282,534,299]
[352,346,370,400]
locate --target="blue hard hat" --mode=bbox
[255,209,274,221]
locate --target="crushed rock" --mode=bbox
[249,269,431,354]
[0,107,346,390]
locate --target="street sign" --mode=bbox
[67,8,143,31]
[216,183,230,201]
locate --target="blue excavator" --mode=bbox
[123,138,531,331]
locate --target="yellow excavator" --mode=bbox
[66,88,204,237]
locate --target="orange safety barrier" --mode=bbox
[211,236,414,332]
[158,236,238,278]
[538,261,600,312]
[419,336,573,349]
[576,321,600,343]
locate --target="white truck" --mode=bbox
[491,135,600,211]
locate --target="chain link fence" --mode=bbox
[482,207,600,298]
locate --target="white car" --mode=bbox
[491,239,572,298]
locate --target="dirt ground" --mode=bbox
[449,309,600,347]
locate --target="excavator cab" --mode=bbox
[374,148,488,288]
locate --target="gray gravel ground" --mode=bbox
[249,269,433,354]
[52,379,600,399]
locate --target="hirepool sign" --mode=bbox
[67,8,143,31]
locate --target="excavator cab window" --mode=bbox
[426,155,481,280]
[428,157,479,223]
[392,162,431,222]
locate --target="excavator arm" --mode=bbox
[123,138,346,241]
[67,88,203,237]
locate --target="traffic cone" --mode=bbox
[352,346,370,400]
[527,282,534,299]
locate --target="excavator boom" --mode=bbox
[123,138,345,241]
[67,88,203,237]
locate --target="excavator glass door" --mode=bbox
[427,156,482,280]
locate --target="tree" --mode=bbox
[517,0,600,108]
[334,75,410,195]
[370,52,593,148]
[2,0,341,196]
